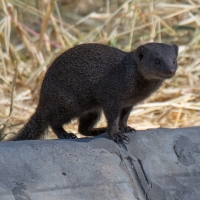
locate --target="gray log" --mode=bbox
[1,127,200,200]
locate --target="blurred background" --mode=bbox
[0,0,200,140]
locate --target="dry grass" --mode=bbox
[0,0,200,140]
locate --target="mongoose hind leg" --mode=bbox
[85,127,107,136]
[51,124,77,139]
[49,113,77,139]
[48,104,78,139]
[78,110,106,136]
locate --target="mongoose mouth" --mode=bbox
[156,71,176,79]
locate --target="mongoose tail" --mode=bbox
[10,111,48,141]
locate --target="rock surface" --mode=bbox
[1,127,200,200]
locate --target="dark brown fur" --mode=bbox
[10,43,178,142]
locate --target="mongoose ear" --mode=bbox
[172,44,179,56]
[135,45,146,61]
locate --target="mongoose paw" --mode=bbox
[58,133,78,139]
[121,126,136,133]
[68,133,78,139]
[110,131,130,143]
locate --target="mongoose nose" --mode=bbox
[168,69,175,75]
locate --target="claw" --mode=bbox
[68,133,78,139]
[121,126,136,133]
[111,131,130,143]
[122,134,130,141]
[58,133,78,139]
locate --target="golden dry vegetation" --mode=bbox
[0,0,200,140]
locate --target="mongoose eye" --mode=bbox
[172,58,175,64]
[155,59,160,64]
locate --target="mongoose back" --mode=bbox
[11,43,178,142]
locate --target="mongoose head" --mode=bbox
[134,43,178,80]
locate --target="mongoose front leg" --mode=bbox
[119,106,136,133]
[103,102,130,142]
